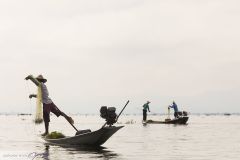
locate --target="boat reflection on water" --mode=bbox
[42,144,119,160]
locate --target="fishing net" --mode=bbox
[34,86,43,124]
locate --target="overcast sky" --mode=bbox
[0,0,240,114]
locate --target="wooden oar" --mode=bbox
[60,112,90,135]
[60,112,78,131]
[53,106,83,135]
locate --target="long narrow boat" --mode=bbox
[43,126,123,146]
[146,117,189,124]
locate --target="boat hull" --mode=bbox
[147,117,189,124]
[44,126,124,146]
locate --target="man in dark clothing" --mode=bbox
[169,101,179,118]
[142,101,151,121]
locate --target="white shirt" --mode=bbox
[41,83,53,104]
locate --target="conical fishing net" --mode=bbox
[35,86,43,124]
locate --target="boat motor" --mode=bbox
[177,111,188,117]
[100,106,117,126]
[183,111,188,116]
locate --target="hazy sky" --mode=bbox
[0,0,240,114]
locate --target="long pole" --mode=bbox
[167,107,170,119]
[116,100,130,121]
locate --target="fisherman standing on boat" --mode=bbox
[169,101,179,118]
[25,74,74,136]
[142,101,151,122]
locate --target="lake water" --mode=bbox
[0,114,240,160]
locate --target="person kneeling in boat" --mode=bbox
[142,101,151,121]
[169,101,179,119]
[25,74,74,136]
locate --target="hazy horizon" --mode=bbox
[0,0,240,114]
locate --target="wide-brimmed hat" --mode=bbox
[36,75,47,83]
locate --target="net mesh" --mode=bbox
[34,86,43,124]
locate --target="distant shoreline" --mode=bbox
[0,113,239,116]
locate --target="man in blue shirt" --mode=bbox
[169,101,179,118]
[142,101,151,121]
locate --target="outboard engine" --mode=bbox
[178,112,183,116]
[177,111,188,117]
[183,111,188,116]
[100,106,117,125]
[100,106,108,118]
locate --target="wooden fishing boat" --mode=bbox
[44,101,130,146]
[146,116,189,124]
[43,126,123,146]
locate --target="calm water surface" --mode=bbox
[0,115,240,160]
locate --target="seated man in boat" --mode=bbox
[168,101,179,119]
[25,74,74,136]
[142,101,151,121]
